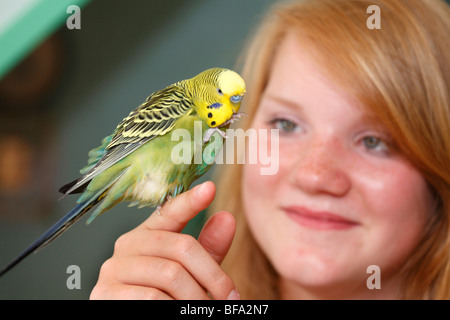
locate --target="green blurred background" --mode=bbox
[0,0,276,299]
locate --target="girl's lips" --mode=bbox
[282,206,359,230]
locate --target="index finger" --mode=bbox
[140,181,216,233]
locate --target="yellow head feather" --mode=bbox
[190,68,246,128]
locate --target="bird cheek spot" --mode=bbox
[207,103,222,109]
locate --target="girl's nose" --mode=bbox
[291,137,351,197]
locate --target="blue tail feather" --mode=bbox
[0,202,90,277]
[0,169,128,277]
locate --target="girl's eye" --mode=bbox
[269,118,300,133]
[362,136,389,154]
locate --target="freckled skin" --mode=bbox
[241,33,433,299]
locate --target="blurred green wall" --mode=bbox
[0,0,276,299]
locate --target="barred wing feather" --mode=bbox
[60,84,194,195]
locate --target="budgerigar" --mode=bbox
[0,68,246,277]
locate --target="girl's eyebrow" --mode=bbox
[261,93,306,115]
[262,92,391,135]
[353,109,389,132]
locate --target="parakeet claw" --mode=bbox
[203,112,247,143]
[220,112,248,126]
[203,127,228,143]
[156,195,173,215]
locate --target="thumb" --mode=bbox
[197,211,236,264]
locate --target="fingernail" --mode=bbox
[227,289,240,300]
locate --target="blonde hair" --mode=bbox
[212,0,450,299]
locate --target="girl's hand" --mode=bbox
[90,181,239,300]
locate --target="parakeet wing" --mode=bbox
[61,84,194,195]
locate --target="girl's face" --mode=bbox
[241,33,435,299]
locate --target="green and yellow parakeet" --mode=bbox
[0,68,246,277]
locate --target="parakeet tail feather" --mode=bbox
[0,171,124,277]
[59,178,88,195]
[0,201,95,278]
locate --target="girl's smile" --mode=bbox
[242,32,434,299]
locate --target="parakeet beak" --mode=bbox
[230,91,245,114]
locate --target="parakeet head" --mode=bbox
[190,68,246,128]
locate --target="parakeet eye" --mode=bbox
[230,95,242,103]
[217,88,223,95]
